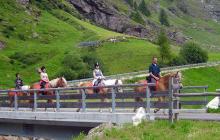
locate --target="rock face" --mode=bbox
[69,0,153,38]
[0,41,5,50]
[202,0,220,22]
[17,0,29,5]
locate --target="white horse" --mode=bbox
[103,79,123,93]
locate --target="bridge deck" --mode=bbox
[0,109,219,128]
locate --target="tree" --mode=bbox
[138,0,151,17]
[130,11,145,25]
[126,0,133,7]
[180,42,208,64]
[134,1,138,10]
[159,8,169,26]
[157,30,171,64]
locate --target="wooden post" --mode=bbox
[14,92,18,111]
[81,89,86,112]
[34,91,37,112]
[169,77,174,123]
[56,90,60,112]
[112,88,116,113]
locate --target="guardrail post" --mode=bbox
[81,89,86,112]
[145,86,151,116]
[204,87,207,107]
[112,88,116,113]
[174,95,180,121]
[34,91,37,112]
[169,77,174,123]
[14,92,18,111]
[56,90,60,112]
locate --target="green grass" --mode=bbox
[94,39,159,75]
[75,120,220,140]
[207,108,220,113]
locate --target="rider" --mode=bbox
[92,62,105,92]
[38,66,49,89]
[147,56,161,91]
[15,73,23,89]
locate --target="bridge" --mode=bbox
[0,78,220,139]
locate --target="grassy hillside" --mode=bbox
[75,120,220,140]
[0,0,159,89]
[1,0,220,89]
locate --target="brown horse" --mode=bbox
[77,81,109,112]
[8,85,30,107]
[134,71,183,113]
[29,77,68,102]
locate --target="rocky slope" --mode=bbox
[69,0,154,39]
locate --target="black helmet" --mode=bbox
[41,66,46,71]
[94,62,99,67]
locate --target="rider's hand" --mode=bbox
[155,77,159,81]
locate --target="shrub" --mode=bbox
[3,25,15,38]
[169,56,187,66]
[180,42,208,64]
[10,52,42,65]
[59,51,91,80]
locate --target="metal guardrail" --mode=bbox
[1,79,220,123]
[68,61,220,86]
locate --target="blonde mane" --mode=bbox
[49,77,67,88]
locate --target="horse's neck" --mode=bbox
[49,78,58,88]
[158,75,170,90]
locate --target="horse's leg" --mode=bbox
[99,96,104,112]
[162,97,166,115]
[76,99,81,112]
[154,97,161,113]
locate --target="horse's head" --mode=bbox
[115,79,123,93]
[170,71,183,89]
[57,77,68,88]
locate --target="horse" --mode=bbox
[103,79,123,93]
[29,77,68,107]
[77,79,123,112]
[134,71,183,113]
[8,85,30,107]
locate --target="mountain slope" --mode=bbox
[0,0,158,88]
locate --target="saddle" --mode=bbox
[93,79,103,93]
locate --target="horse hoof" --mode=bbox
[154,109,159,113]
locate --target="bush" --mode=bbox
[169,56,187,66]
[10,52,42,65]
[3,25,15,38]
[180,42,208,64]
[59,51,91,80]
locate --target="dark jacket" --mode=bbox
[147,63,160,82]
[15,78,23,89]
